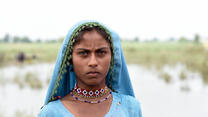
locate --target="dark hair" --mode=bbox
[73,26,111,45]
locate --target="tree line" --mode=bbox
[0,33,204,43]
[125,34,202,44]
[0,34,64,43]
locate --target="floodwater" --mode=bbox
[0,64,53,117]
[129,64,208,117]
[0,64,208,117]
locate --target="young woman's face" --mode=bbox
[72,30,111,88]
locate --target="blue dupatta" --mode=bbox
[43,20,135,106]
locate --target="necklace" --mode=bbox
[70,90,112,104]
[72,85,109,99]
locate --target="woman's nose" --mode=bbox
[88,54,98,67]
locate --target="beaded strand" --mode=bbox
[70,90,112,104]
[71,86,110,99]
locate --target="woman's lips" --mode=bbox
[87,72,99,77]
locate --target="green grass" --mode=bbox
[0,43,61,66]
[122,42,204,65]
[122,41,208,84]
[1,41,208,84]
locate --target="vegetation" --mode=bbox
[159,72,172,83]
[179,70,187,81]
[12,72,43,89]
[0,35,208,85]
[0,43,61,66]
[122,41,208,84]
[15,110,34,117]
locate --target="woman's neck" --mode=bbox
[76,81,106,91]
[75,83,106,91]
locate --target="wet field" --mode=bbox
[0,63,207,117]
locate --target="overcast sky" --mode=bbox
[0,0,208,40]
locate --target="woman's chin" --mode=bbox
[85,79,105,87]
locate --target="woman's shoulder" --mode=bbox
[112,92,141,106]
[38,100,60,117]
[111,92,142,117]
[38,100,71,117]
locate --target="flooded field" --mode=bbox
[0,64,208,117]
[129,64,208,117]
[0,64,54,117]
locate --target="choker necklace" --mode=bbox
[71,85,109,99]
[70,90,112,104]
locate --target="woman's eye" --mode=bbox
[97,50,107,55]
[79,51,88,56]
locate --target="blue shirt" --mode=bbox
[39,92,142,117]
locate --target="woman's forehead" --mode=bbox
[82,30,104,39]
[73,30,111,48]
[73,40,111,51]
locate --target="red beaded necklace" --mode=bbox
[71,84,109,99]
[70,90,112,104]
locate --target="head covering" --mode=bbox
[43,20,135,105]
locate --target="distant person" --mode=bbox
[16,52,25,63]
[38,21,142,117]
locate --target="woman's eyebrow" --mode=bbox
[97,47,110,50]
[75,47,110,51]
[74,48,89,51]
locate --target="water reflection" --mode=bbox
[129,64,208,117]
[0,64,207,117]
[0,64,54,117]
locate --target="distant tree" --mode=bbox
[36,39,42,43]
[179,37,188,43]
[168,37,175,42]
[0,37,2,43]
[45,39,58,43]
[22,36,31,43]
[194,34,200,43]
[3,34,11,43]
[13,36,21,43]
[151,38,158,42]
[134,37,139,42]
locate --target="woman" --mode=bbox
[39,21,142,117]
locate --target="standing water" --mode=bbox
[129,64,208,117]
[0,64,207,117]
